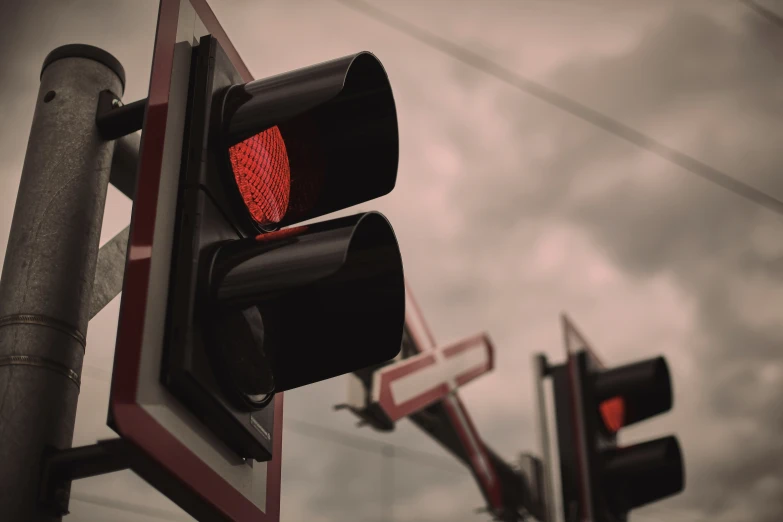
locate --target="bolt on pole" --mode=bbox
[0,44,125,521]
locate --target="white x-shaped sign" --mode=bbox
[398,285,504,512]
[372,332,493,422]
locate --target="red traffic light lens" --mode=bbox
[600,396,625,433]
[228,126,291,226]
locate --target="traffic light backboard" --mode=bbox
[109,1,405,520]
[552,315,684,522]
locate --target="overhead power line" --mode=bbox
[740,0,783,28]
[70,360,462,473]
[70,492,191,521]
[333,0,783,217]
[285,418,464,474]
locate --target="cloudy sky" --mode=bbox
[2,0,783,521]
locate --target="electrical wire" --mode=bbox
[285,418,465,474]
[68,416,461,520]
[333,0,783,217]
[634,513,705,522]
[70,492,191,521]
[382,445,395,522]
[740,0,783,27]
[74,372,464,473]
[286,419,472,522]
[641,504,710,522]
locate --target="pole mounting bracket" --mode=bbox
[38,438,133,516]
[96,90,146,140]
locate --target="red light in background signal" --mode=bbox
[229,126,291,225]
[600,396,625,433]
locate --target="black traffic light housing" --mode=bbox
[161,35,404,462]
[553,350,685,522]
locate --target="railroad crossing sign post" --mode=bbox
[339,285,548,521]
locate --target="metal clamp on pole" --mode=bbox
[38,439,133,516]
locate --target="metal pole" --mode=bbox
[533,354,557,522]
[0,44,125,521]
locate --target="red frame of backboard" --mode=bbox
[110,1,282,520]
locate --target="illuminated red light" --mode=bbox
[228,126,291,225]
[600,396,625,433]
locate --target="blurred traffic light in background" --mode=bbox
[160,35,405,462]
[552,319,685,522]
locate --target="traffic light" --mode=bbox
[160,35,405,462]
[553,350,685,521]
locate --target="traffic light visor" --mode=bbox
[205,212,405,394]
[594,356,672,427]
[219,52,399,229]
[603,435,685,511]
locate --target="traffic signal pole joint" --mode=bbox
[95,91,146,141]
[38,439,132,516]
[0,44,125,521]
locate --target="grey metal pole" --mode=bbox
[0,44,125,521]
[533,354,557,522]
